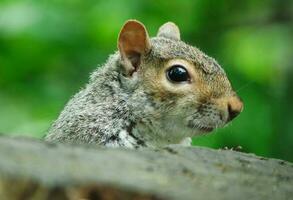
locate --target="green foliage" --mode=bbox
[0,0,292,161]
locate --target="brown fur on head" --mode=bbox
[118,20,243,139]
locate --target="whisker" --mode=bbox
[235,81,254,93]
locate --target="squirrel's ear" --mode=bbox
[118,20,151,76]
[157,22,180,41]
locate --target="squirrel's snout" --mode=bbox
[215,95,243,122]
[226,96,243,122]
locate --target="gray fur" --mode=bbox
[150,37,223,74]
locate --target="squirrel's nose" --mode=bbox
[227,96,243,122]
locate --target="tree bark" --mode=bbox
[0,136,292,200]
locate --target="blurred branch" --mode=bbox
[0,136,292,200]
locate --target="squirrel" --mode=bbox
[45,20,243,148]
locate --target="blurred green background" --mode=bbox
[0,0,292,161]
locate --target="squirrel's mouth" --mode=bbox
[186,119,220,133]
[197,127,214,132]
[187,122,214,133]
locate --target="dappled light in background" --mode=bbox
[0,0,292,161]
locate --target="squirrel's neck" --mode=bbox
[85,54,151,148]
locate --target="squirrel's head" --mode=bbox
[117,20,243,139]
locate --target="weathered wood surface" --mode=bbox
[0,136,292,200]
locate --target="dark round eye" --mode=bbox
[166,65,190,83]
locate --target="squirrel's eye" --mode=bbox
[166,65,190,83]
